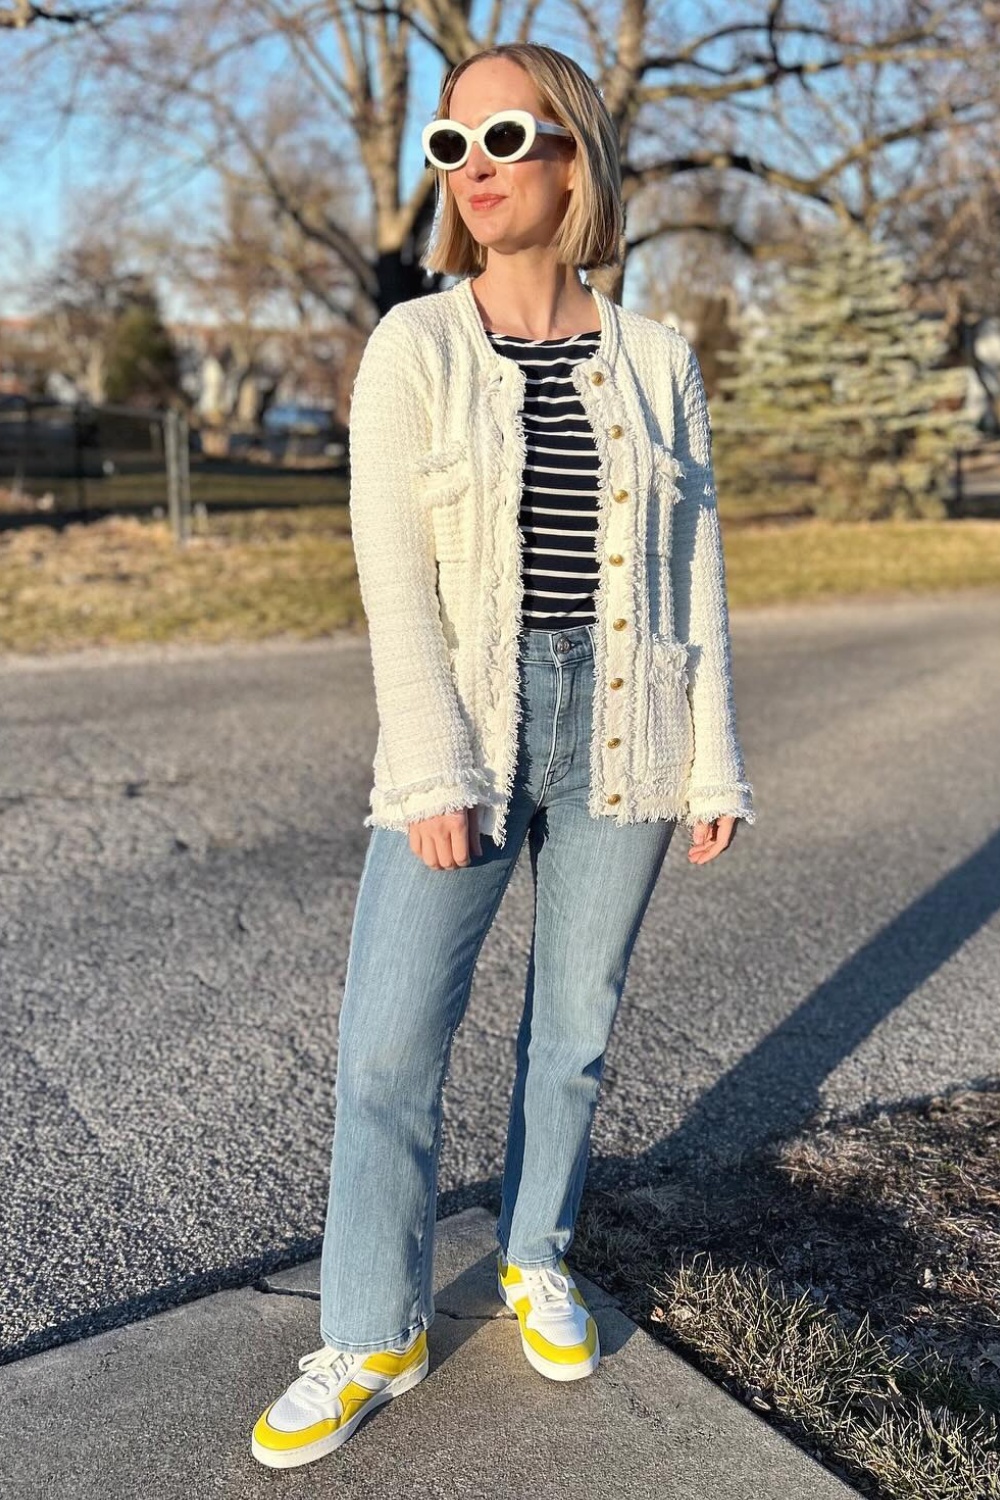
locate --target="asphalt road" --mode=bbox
[3,590,999,1365]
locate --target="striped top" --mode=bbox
[485,327,601,632]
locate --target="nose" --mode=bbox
[464,141,495,179]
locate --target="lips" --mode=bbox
[470,195,504,209]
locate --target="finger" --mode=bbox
[419,828,440,870]
[469,807,482,859]
[431,825,455,870]
[450,816,471,869]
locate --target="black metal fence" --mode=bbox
[0,396,347,541]
[3,394,997,537]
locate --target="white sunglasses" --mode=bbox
[422,108,575,171]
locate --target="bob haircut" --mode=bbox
[421,43,624,278]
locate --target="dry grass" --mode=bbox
[571,1081,1000,1499]
[720,515,1000,608]
[0,509,364,654]
[1,507,1000,655]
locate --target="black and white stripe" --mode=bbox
[486,329,601,632]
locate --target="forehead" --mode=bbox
[447,57,539,126]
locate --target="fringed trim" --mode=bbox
[683,805,757,828]
[684,780,756,827]
[364,762,496,831]
[688,780,755,800]
[478,357,528,852]
[651,441,687,489]
[363,790,483,833]
[611,793,688,826]
[371,764,491,806]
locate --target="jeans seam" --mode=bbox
[413,1020,459,1330]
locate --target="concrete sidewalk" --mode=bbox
[2,1208,859,1498]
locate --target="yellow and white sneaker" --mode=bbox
[497,1250,600,1381]
[251,1328,429,1469]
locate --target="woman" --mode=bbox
[252,41,755,1470]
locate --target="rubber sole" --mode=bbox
[497,1271,600,1381]
[251,1347,430,1469]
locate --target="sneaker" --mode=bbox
[497,1250,600,1381]
[251,1328,429,1469]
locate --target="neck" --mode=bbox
[469,263,598,340]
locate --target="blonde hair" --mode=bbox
[421,43,624,277]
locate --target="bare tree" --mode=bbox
[4,0,1000,328]
[146,176,357,424]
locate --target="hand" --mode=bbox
[408,805,483,870]
[687,815,738,865]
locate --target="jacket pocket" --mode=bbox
[645,441,686,634]
[413,442,471,564]
[646,440,685,547]
[644,637,694,771]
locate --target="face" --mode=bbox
[444,57,577,256]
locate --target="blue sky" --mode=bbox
[1,26,468,319]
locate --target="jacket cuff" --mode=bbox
[364,769,492,832]
[684,782,756,827]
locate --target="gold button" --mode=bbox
[609,424,623,439]
[590,371,605,385]
[608,553,623,566]
[609,677,623,689]
[607,737,621,748]
[612,617,627,631]
[606,793,621,806]
[614,489,629,502]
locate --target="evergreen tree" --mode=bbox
[711,227,975,520]
[104,289,180,405]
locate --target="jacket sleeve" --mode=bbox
[348,307,490,830]
[669,340,756,827]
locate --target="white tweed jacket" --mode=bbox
[349,275,755,848]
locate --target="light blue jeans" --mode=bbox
[320,623,676,1351]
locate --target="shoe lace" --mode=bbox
[294,1344,357,1404]
[522,1266,575,1317]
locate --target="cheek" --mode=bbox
[522,161,570,203]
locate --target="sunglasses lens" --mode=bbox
[427,127,467,165]
[484,119,528,158]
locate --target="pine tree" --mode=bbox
[104,289,180,406]
[711,226,976,520]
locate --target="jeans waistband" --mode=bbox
[518,623,596,665]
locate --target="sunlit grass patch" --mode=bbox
[572,1082,1000,1499]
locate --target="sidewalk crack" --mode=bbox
[253,1279,320,1302]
